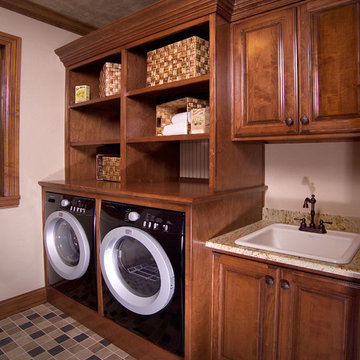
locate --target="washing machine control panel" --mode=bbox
[60,196,92,215]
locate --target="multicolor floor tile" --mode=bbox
[0,303,136,360]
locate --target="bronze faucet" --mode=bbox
[303,194,316,228]
[295,194,332,233]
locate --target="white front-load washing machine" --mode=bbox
[43,192,97,311]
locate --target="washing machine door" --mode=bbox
[44,211,90,280]
[100,226,175,316]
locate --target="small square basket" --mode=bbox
[99,62,121,97]
[96,154,121,182]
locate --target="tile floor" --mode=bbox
[0,303,137,360]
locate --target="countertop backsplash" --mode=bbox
[263,208,360,233]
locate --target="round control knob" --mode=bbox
[60,199,70,207]
[128,211,140,222]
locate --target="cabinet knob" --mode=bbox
[265,275,274,286]
[280,280,290,290]
[285,117,294,126]
[300,115,309,125]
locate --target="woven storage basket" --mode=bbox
[147,36,209,87]
[99,62,121,97]
[156,97,209,136]
[96,154,121,182]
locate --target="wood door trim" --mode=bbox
[0,31,21,208]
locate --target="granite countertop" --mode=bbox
[206,210,360,281]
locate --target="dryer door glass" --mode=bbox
[117,236,160,297]
[54,219,80,266]
[100,226,175,315]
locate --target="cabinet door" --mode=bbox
[278,269,360,360]
[212,254,278,360]
[232,8,298,138]
[299,0,360,135]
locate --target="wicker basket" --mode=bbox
[147,36,209,87]
[96,154,121,182]
[156,97,209,136]
[99,62,121,97]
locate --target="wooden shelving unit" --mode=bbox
[60,11,263,193]
[50,3,267,360]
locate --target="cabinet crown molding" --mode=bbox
[55,0,298,67]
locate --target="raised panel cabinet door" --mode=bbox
[298,0,360,135]
[278,269,360,360]
[232,7,298,138]
[212,254,278,360]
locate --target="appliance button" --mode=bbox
[128,211,141,222]
[143,221,147,227]
[60,199,70,207]
[163,224,169,232]
[148,222,152,229]
[153,223,159,230]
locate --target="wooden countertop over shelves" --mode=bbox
[38,179,267,205]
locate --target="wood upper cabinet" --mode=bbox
[232,7,298,138]
[212,253,360,360]
[232,0,360,141]
[298,0,360,136]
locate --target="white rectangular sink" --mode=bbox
[235,223,360,264]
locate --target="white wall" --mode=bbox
[0,8,79,301]
[265,142,360,217]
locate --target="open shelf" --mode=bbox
[69,94,121,110]
[69,52,121,104]
[70,138,121,147]
[126,75,209,101]
[126,133,209,143]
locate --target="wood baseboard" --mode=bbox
[0,287,47,320]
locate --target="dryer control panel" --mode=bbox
[101,201,184,237]
[142,211,173,233]
[124,207,183,235]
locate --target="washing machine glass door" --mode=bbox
[44,211,90,280]
[100,226,174,315]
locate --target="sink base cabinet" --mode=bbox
[212,253,360,360]
[278,269,360,360]
[212,254,278,359]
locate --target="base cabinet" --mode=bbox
[212,253,360,360]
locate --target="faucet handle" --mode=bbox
[294,217,306,230]
[318,219,332,233]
